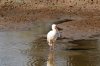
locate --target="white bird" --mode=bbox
[47,24,60,50]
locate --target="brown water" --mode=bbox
[0,28,100,66]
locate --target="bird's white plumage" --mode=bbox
[47,30,58,41]
[47,24,60,49]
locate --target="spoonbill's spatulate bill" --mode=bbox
[47,24,60,50]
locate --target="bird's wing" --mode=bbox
[47,31,53,38]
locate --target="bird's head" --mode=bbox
[52,24,63,31]
[52,24,57,30]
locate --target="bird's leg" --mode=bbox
[50,46,53,50]
[49,44,52,50]
[52,40,56,50]
[50,46,52,50]
[49,40,53,50]
[52,42,54,50]
[49,43,52,50]
[48,40,52,46]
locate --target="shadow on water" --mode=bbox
[67,39,98,50]
[55,39,100,66]
[26,36,100,66]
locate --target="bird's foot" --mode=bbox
[49,46,55,51]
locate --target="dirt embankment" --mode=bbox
[0,0,100,39]
[58,17,100,40]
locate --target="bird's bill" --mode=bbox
[56,26,63,31]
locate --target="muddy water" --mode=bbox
[0,30,100,66]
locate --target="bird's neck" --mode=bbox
[52,29,58,32]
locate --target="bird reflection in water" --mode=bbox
[47,50,56,66]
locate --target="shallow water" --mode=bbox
[0,31,100,66]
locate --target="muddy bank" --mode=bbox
[0,0,100,31]
[0,0,100,40]
[58,17,100,40]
